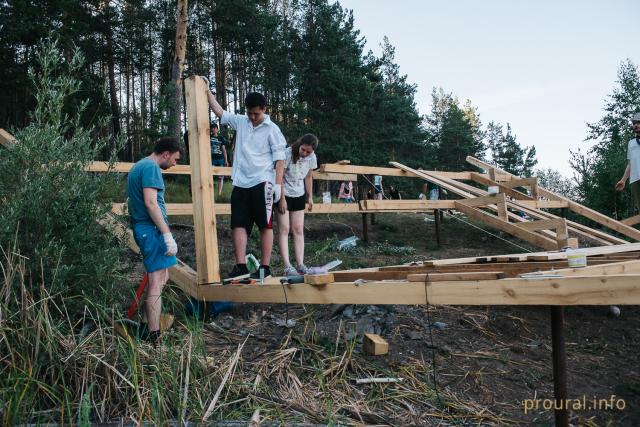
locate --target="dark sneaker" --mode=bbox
[224,264,250,283]
[250,265,272,280]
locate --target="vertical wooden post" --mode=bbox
[184,76,220,284]
[434,209,441,248]
[550,209,569,427]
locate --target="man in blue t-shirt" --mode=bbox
[127,137,181,345]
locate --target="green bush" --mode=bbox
[0,39,127,308]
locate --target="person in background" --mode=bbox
[616,112,640,211]
[338,181,354,203]
[373,174,383,200]
[277,134,319,276]
[127,137,181,346]
[389,185,402,200]
[210,123,229,196]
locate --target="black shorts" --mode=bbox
[285,195,306,212]
[374,185,383,194]
[230,182,274,232]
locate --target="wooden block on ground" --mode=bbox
[363,333,389,355]
[304,273,334,286]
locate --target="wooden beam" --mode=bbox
[621,214,640,226]
[426,275,640,305]
[320,163,471,179]
[567,200,640,241]
[173,274,640,305]
[312,171,357,181]
[467,156,640,241]
[0,128,16,148]
[469,172,534,200]
[185,75,220,284]
[534,259,640,278]
[407,271,506,282]
[455,201,559,250]
[457,193,507,208]
[517,218,566,232]
[363,199,455,210]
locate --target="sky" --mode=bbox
[335,0,638,176]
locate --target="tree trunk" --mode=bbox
[169,0,188,144]
[105,25,121,138]
[211,14,227,110]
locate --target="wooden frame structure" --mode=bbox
[4,76,640,427]
[80,79,640,301]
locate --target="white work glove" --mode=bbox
[273,183,282,203]
[163,232,178,257]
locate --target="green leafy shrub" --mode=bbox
[0,39,127,308]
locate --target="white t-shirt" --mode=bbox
[221,111,286,188]
[283,147,317,197]
[627,137,640,183]
[374,175,382,186]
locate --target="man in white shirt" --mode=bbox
[205,87,286,281]
[615,113,640,211]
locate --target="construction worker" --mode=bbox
[127,137,181,345]
[204,81,286,281]
[615,112,640,211]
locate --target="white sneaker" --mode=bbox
[296,264,309,274]
[283,265,298,277]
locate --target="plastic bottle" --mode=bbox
[245,253,260,273]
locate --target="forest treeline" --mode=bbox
[1,0,639,216]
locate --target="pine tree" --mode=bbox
[571,59,640,215]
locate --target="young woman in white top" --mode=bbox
[277,134,319,276]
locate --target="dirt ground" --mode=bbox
[166,211,640,426]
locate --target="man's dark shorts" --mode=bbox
[285,194,306,212]
[231,182,274,233]
[212,158,225,167]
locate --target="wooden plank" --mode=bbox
[185,76,220,284]
[621,214,640,226]
[502,177,538,189]
[195,281,428,304]
[567,200,640,241]
[0,128,16,148]
[390,162,477,198]
[305,273,334,285]
[516,200,569,209]
[426,275,640,305]
[320,163,471,180]
[178,273,640,305]
[534,259,640,278]
[469,172,534,201]
[455,201,559,250]
[363,199,455,210]
[457,193,506,208]
[87,161,233,176]
[312,171,357,182]
[407,271,506,282]
[423,243,640,266]
[517,218,565,232]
